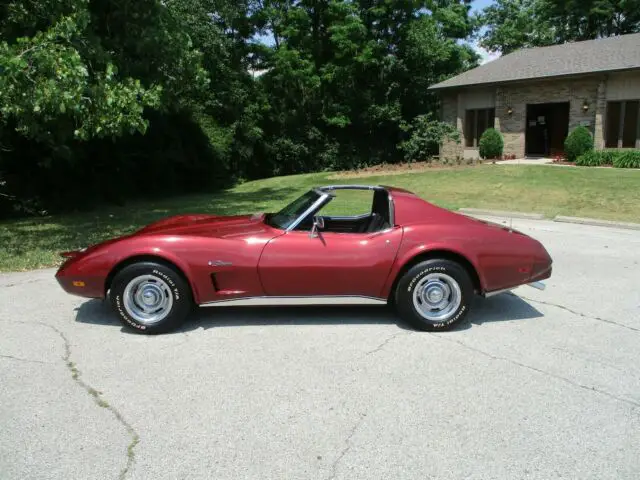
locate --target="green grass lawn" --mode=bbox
[1,165,639,272]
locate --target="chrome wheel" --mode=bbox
[412,273,462,322]
[123,275,174,325]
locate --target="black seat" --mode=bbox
[364,213,387,233]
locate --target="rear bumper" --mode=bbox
[484,266,552,298]
[528,281,546,291]
[529,263,552,284]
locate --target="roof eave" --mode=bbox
[428,66,640,92]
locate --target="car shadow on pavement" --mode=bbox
[74,292,542,335]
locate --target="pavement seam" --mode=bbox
[428,333,640,409]
[517,295,640,333]
[0,354,52,365]
[1,320,140,480]
[325,413,366,480]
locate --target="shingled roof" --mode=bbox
[429,33,640,91]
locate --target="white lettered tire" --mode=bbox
[110,262,192,334]
[395,259,473,331]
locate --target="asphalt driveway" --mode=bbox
[1,217,639,480]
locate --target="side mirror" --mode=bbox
[309,216,325,238]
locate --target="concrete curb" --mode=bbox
[458,208,545,220]
[553,216,640,231]
[458,209,640,231]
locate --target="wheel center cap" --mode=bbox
[426,287,444,303]
[142,290,158,306]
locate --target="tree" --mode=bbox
[0,0,208,143]
[0,0,220,215]
[254,0,478,175]
[475,0,552,54]
[477,0,640,54]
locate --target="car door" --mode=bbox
[257,227,403,298]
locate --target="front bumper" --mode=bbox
[55,274,104,299]
[55,260,105,299]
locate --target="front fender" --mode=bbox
[106,246,202,303]
[56,235,205,302]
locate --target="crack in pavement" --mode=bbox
[364,331,413,357]
[428,333,640,409]
[0,354,52,365]
[516,294,640,333]
[1,320,140,480]
[325,413,366,480]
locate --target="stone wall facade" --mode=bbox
[439,75,610,159]
[440,93,463,159]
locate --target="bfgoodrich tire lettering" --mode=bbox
[110,261,192,334]
[395,259,473,331]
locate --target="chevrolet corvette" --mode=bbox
[56,185,552,334]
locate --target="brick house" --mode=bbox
[429,33,640,159]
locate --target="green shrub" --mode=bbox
[612,150,640,169]
[576,151,601,166]
[575,149,640,168]
[564,126,594,162]
[478,128,504,159]
[399,114,461,162]
[576,150,616,166]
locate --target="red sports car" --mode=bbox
[56,185,552,334]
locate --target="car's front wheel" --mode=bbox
[395,259,473,331]
[110,261,192,334]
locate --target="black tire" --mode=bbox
[110,262,192,334]
[395,259,473,331]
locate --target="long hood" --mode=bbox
[133,213,272,238]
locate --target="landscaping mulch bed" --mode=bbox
[329,160,483,179]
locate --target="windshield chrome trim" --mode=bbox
[285,191,332,232]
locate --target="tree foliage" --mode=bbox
[1,0,477,216]
[253,0,477,175]
[0,0,207,142]
[477,0,640,54]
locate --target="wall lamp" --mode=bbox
[506,106,513,115]
[582,101,590,112]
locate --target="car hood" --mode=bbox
[133,213,271,238]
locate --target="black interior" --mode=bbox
[295,189,392,234]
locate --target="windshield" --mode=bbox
[266,190,323,230]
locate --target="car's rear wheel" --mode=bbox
[395,259,473,331]
[110,262,192,334]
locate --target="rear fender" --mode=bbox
[380,242,485,299]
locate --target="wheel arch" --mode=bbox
[387,249,483,302]
[105,254,196,302]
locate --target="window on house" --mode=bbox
[465,108,495,148]
[606,100,640,148]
